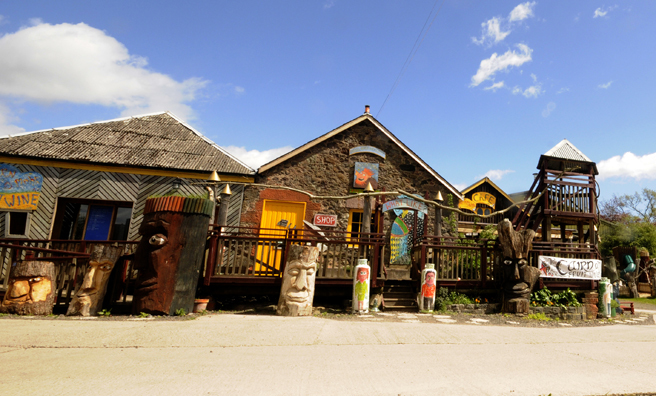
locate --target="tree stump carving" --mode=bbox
[277,245,319,316]
[0,260,56,315]
[497,219,540,314]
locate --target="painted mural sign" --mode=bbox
[538,256,602,280]
[388,196,425,265]
[458,198,477,212]
[382,196,428,215]
[349,146,386,159]
[313,213,337,227]
[0,164,43,210]
[353,162,379,190]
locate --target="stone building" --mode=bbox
[240,108,463,276]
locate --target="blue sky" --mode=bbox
[1,1,655,203]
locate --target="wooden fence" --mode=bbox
[203,225,385,286]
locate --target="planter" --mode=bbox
[193,299,210,313]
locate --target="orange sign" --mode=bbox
[458,198,476,211]
[0,192,40,210]
[472,192,496,209]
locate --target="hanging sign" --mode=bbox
[353,162,379,189]
[349,146,386,159]
[383,196,428,215]
[538,256,602,280]
[458,198,476,211]
[313,213,337,227]
[0,164,43,210]
[472,192,496,209]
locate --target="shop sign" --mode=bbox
[458,198,476,211]
[472,192,496,209]
[538,256,602,280]
[383,197,428,215]
[313,213,337,227]
[349,146,386,159]
[0,163,43,210]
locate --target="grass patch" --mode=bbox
[621,297,656,306]
[526,313,552,321]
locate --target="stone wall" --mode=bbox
[240,119,457,234]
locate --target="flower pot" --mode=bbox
[193,299,210,313]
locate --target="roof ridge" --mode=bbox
[543,138,592,162]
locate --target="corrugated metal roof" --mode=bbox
[0,112,254,175]
[543,139,592,162]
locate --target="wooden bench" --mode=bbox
[620,301,635,315]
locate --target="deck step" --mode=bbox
[382,280,418,312]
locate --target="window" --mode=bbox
[3,211,31,238]
[52,198,133,241]
[347,210,378,238]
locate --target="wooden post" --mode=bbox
[217,188,231,229]
[560,223,567,242]
[277,245,320,316]
[542,216,551,242]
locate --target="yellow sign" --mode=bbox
[458,198,477,211]
[472,192,496,209]
[0,192,40,210]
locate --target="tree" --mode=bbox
[599,188,656,257]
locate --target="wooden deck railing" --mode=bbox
[528,241,600,267]
[412,236,497,288]
[0,239,138,309]
[203,225,385,285]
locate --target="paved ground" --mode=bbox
[1,310,656,396]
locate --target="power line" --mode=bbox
[377,0,446,117]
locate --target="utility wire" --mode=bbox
[377,0,446,117]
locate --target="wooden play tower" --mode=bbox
[512,139,600,250]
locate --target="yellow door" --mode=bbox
[254,200,306,275]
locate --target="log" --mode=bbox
[67,244,123,316]
[277,245,320,316]
[0,260,56,315]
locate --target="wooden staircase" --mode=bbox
[382,280,418,311]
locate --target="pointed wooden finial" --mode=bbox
[435,191,444,202]
[220,184,232,195]
[364,182,374,192]
[208,171,220,182]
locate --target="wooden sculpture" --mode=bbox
[497,219,540,314]
[67,244,123,316]
[276,245,320,316]
[132,196,213,316]
[0,260,56,315]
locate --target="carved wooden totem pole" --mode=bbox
[0,260,56,315]
[277,245,320,316]
[132,196,213,316]
[497,219,540,314]
[67,244,123,316]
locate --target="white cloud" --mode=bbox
[542,102,556,117]
[224,145,294,169]
[0,103,25,136]
[470,44,533,87]
[509,2,537,22]
[512,86,522,95]
[234,86,245,95]
[484,81,505,91]
[598,152,656,181]
[472,17,510,46]
[594,6,617,19]
[598,81,613,89]
[557,87,570,94]
[323,0,335,9]
[522,84,542,98]
[478,169,515,181]
[0,21,208,134]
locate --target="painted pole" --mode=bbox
[353,259,370,314]
[598,277,611,318]
[420,263,437,312]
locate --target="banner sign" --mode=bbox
[0,163,43,210]
[349,146,386,159]
[383,196,428,215]
[313,213,337,227]
[538,256,602,280]
[472,192,496,209]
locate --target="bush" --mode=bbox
[531,287,580,309]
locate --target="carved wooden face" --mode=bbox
[5,276,52,304]
[502,258,537,300]
[280,259,317,309]
[133,211,185,315]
